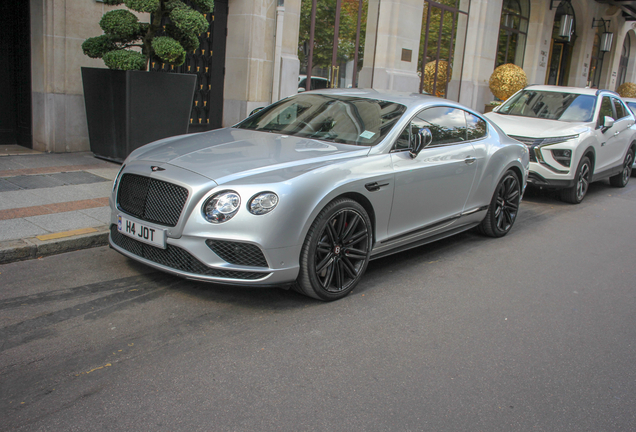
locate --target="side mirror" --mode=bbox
[410,128,433,159]
[602,116,615,130]
[297,87,306,93]
[249,107,264,116]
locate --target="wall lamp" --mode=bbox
[592,18,614,52]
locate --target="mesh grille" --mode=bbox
[110,225,269,280]
[117,174,188,227]
[206,240,268,267]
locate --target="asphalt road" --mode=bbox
[1,179,636,432]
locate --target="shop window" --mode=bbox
[617,36,630,87]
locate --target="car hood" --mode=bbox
[126,128,369,184]
[484,113,589,138]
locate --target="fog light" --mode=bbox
[551,149,572,167]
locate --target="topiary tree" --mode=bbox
[82,0,214,71]
[617,82,636,98]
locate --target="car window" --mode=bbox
[416,107,467,145]
[498,90,596,122]
[235,94,407,146]
[466,112,487,140]
[599,96,614,119]
[612,98,627,119]
[312,78,329,90]
[627,102,636,115]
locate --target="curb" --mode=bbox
[0,225,110,265]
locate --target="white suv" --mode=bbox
[485,85,635,203]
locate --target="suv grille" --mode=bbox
[110,225,269,280]
[206,240,269,267]
[117,174,188,227]
[509,135,541,163]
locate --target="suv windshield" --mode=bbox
[497,90,596,122]
[235,94,407,146]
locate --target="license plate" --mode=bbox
[117,215,166,249]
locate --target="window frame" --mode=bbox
[391,106,489,153]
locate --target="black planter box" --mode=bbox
[82,67,197,162]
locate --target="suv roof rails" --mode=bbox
[596,89,620,97]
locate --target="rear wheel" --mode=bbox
[295,198,372,301]
[560,156,591,204]
[479,170,521,238]
[609,148,634,187]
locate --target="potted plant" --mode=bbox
[81,0,213,162]
[486,63,527,113]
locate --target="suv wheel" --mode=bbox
[561,156,591,204]
[609,148,634,188]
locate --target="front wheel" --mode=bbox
[609,148,634,187]
[295,199,373,301]
[560,156,591,204]
[479,170,521,238]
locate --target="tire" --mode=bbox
[479,170,521,238]
[560,156,591,204]
[295,198,372,301]
[609,148,634,187]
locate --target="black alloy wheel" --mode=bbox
[479,170,521,238]
[296,198,372,301]
[561,156,591,204]
[609,148,634,187]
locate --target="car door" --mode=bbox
[594,95,623,172]
[388,107,478,239]
[608,97,634,167]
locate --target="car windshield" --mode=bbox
[234,94,407,146]
[497,90,596,122]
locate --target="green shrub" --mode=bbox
[83,0,213,71]
[103,50,146,70]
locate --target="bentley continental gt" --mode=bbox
[109,89,529,300]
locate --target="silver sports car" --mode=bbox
[109,89,529,300]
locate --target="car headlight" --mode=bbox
[551,149,572,167]
[202,191,241,223]
[248,192,279,215]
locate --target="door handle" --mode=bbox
[614,131,620,136]
[464,156,477,164]
[365,181,389,192]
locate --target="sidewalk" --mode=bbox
[0,145,120,264]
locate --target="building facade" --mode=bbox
[3,0,636,152]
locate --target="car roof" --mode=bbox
[522,85,617,97]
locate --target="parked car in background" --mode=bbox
[622,97,636,168]
[485,85,635,203]
[298,75,330,92]
[109,89,528,300]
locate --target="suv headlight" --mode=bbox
[551,149,572,167]
[203,191,241,223]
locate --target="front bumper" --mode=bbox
[526,161,575,189]
[109,224,301,287]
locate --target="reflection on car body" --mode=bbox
[109,89,529,300]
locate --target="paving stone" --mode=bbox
[25,210,106,233]
[0,219,48,242]
[78,206,112,224]
[0,190,55,210]
[48,171,108,185]
[4,174,66,190]
[0,179,22,192]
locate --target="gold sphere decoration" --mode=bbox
[617,82,636,98]
[423,60,451,97]
[489,63,527,101]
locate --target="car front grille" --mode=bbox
[206,240,269,267]
[110,225,270,280]
[117,174,188,227]
[509,135,541,163]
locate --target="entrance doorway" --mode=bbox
[0,1,32,146]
